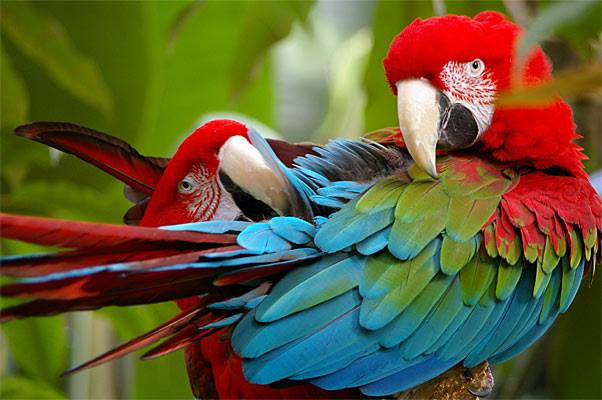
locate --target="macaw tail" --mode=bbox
[0,213,320,319]
[1,212,349,397]
[15,122,168,195]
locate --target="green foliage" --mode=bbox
[0,46,28,129]
[0,2,113,116]
[2,318,68,388]
[0,1,599,399]
[0,376,66,399]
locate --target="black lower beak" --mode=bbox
[437,93,479,150]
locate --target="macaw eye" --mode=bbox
[178,178,196,194]
[467,58,485,77]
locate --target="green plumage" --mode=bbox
[459,249,498,306]
[540,266,562,323]
[395,181,448,222]
[360,241,440,330]
[255,253,361,322]
[446,197,500,242]
[356,177,406,213]
[495,259,523,301]
[440,234,479,275]
[310,155,593,355]
[542,237,560,274]
[534,260,552,299]
[559,256,577,312]
[569,230,583,269]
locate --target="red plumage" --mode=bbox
[15,121,167,195]
[0,213,235,249]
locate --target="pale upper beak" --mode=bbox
[395,79,483,179]
[396,79,440,178]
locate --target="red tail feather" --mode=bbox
[1,248,208,278]
[63,302,207,375]
[15,122,168,194]
[0,213,236,249]
[141,317,218,360]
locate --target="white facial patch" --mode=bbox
[440,61,496,134]
[218,135,289,215]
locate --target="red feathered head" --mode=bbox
[383,11,585,178]
[141,119,249,226]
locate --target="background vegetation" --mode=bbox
[0,1,600,399]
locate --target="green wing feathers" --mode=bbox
[349,155,598,316]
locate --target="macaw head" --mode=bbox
[384,11,584,178]
[140,119,252,226]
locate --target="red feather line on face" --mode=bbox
[15,122,167,195]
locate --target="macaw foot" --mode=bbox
[395,362,494,400]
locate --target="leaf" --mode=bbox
[364,1,434,130]
[313,27,374,141]
[497,62,602,107]
[0,376,66,399]
[166,0,206,51]
[2,316,68,387]
[516,0,597,62]
[0,2,113,115]
[229,1,312,101]
[2,180,128,223]
[0,45,29,128]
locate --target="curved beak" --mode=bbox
[218,135,290,215]
[396,79,481,179]
[396,79,441,178]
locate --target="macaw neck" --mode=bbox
[479,99,587,179]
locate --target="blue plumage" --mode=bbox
[291,343,380,381]
[359,357,458,396]
[161,220,251,233]
[232,290,361,358]
[356,227,392,255]
[314,204,395,253]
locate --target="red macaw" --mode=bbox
[1,11,601,399]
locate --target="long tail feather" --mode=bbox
[63,302,208,375]
[0,213,236,249]
[15,122,167,194]
[1,249,210,278]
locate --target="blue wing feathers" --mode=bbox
[291,343,380,381]
[356,227,392,256]
[232,290,360,359]
[359,357,458,396]
[254,255,365,323]
[379,273,454,348]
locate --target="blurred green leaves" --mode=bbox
[0,376,66,399]
[497,61,602,107]
[230,1,312,100]
[516,0,599,62]
[0,2,113,116]
[2,317,68,388]
[0,45,28,128]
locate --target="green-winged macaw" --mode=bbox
[1,10,601,399]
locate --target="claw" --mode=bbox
[467,385,493,398]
